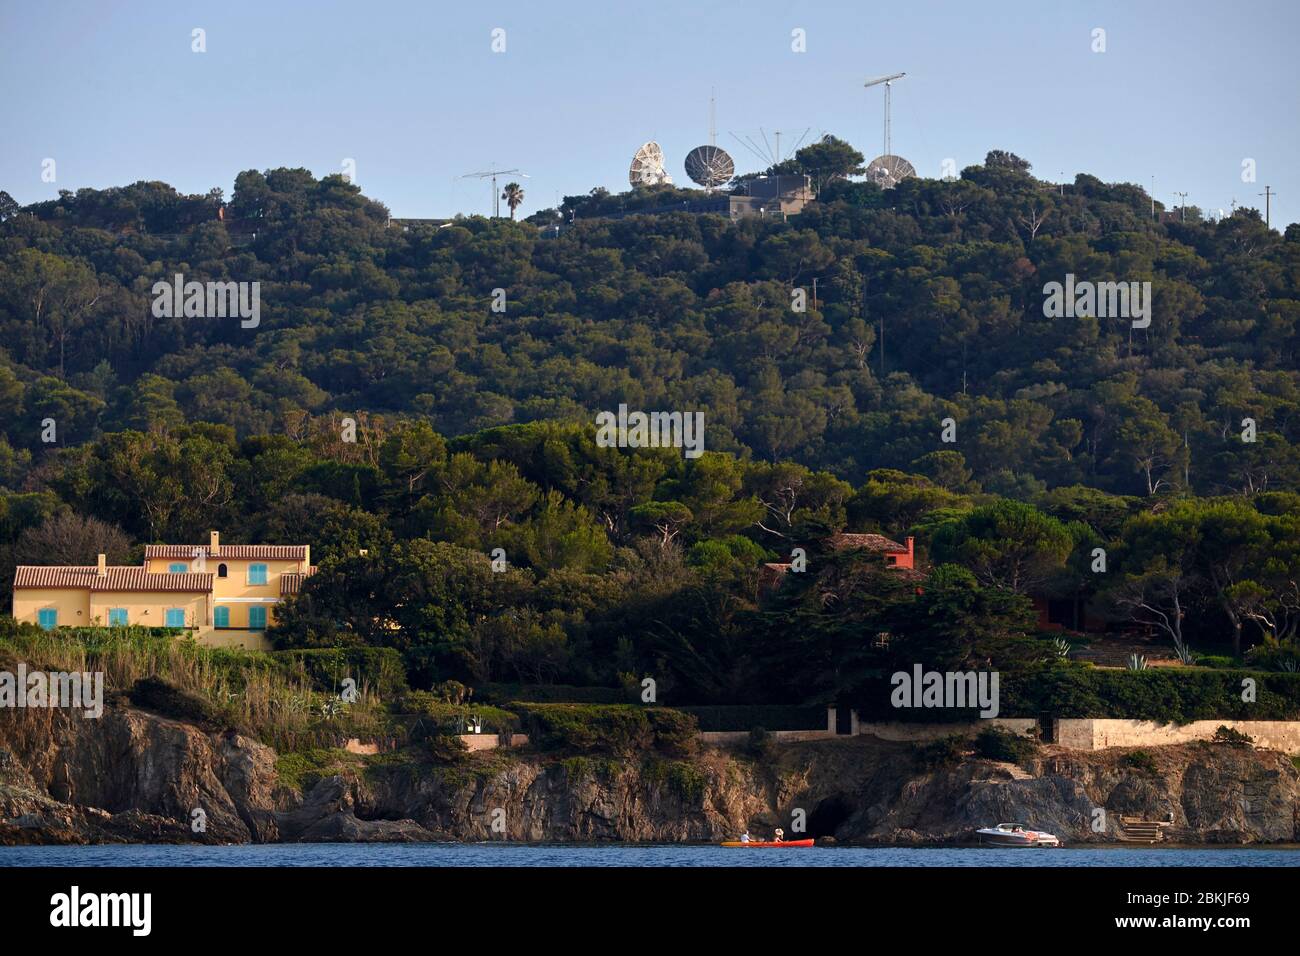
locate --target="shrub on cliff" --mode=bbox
[427,734,470,763]
[516,704,653,755]
[1211,726,1254,747]
[915,734,967,769]
[645,708,699,757]
[974,726,1038,763]
[745,728,775,761]
[274,747,354,792]
[128,676,222,729]
[643,758,708,802]
[394,691,519,736]
[1121,749,1158,773]
[514,704,699,756]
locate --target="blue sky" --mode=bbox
[3,0,1297,227]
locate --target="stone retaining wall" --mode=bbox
[1055,719,1300,754]
[459,733,530,752]
[853,718,1039,742]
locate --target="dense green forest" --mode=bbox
[1,142,1298,703]
[1,148,1297,495]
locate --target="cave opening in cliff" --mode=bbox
[807,795,854,838]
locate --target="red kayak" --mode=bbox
[721,839,815,847]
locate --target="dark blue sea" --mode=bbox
[1,844,1297,867]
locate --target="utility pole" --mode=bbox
[1173,191,1188,222]
[1259,186,1275,228]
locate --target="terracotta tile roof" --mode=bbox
[145,544,308,560]
[13,566,99,589]
[758,562,793,591]
[280,567,318,595]
[14,566,213,592]
[826,532,909,553]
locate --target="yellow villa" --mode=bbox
[10,531,315,650]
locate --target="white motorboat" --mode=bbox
[975,823,1061,847]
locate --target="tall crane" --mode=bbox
[863,73,906,157]
[461,167,528,217]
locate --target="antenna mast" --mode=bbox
[461,167,527,217]
[1173,190,1188,223]
[1259,185,1276,228]
[864,72,906,156]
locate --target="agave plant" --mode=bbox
[1126,653,1148,671]
[1172,638,1195,665]
[1280,658,1299,673]
[1052,637,1072,660]
[271,693,308,714]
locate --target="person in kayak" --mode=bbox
[740,831,751,843]
[774,828,785,843]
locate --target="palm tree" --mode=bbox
[501,182,524,219]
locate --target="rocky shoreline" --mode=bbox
[2,704,1297,846]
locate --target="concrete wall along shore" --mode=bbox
[851,716,1300,755]
[344,715,1300,756]
[1054,719,1300,754]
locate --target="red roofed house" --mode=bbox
[11,531,315,651]
[761,531,920,592]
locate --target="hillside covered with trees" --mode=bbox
[1,147,1297,496]
[1,142,1298,703]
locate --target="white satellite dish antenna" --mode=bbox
[684,145,735,189]
[630,142,673,187]
[864,72,914,189]
[866,155,916,189]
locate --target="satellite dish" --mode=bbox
[684,145,735,188]
[630,142,673,187]
[866,154,916,189]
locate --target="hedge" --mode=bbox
[681,705,827,732]
[511,704,698,756]
[849,665,1300,723]
[475,682,630,704]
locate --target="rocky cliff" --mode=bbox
[2,703,1297,845]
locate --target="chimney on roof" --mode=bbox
[96,553,106,577]
[210,530,220,555]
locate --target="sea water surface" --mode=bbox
[1,844,1298,867]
